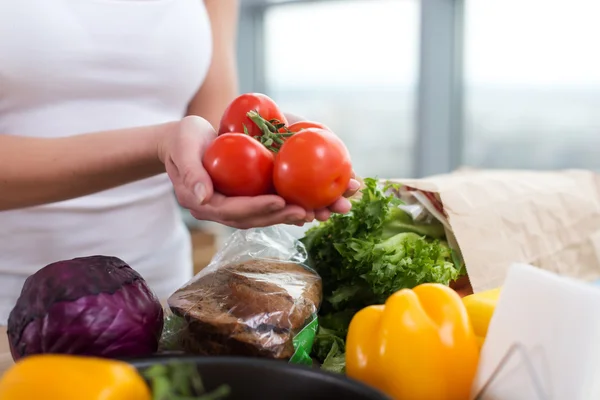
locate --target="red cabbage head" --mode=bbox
[7,255,164,361]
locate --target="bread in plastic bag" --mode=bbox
[165,226,322,362]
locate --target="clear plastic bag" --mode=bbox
[162,226,322,365]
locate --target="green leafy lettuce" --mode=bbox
[301,177,463,372]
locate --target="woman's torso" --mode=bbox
[0,0,213,323]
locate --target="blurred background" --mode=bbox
[238,0,600,178]
[191,0,600,270]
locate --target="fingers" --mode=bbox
[314,208,331,221]
[328,197,352,215]
[343,178,361,198]
[191,193,305,222]
[167,116,217,207]
[212,195,288,221]
[304,210,315,222]
[186,172,361,228]
[177,116,216,205]
[228,206,308,229]
[190,200,308,229]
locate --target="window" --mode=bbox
[263,0,420,179]
[464,0,600,170]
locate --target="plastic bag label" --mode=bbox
[289,314,319,366]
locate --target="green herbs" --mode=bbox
[313,327,347,374]
[142,362,231,400]
[302,177,462,370]
[158,314,188,353]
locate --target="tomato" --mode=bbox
[218,93,288,139]
[281,121,330,133]
[202,133,274,197]
[274,128,352,210]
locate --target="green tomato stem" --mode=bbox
[246,110,295,152]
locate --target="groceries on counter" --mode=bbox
[2,170,475,385]
[345,284,480,400]
[301,177,465,372]
[5,97,600,399]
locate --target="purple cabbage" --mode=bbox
[7,255,164,361]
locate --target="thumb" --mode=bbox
[190,168,213,206]
[178,116,215,205]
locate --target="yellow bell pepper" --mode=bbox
[346,283,480,400]
[0,354,151,400]
[462,287,501,348]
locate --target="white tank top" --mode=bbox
[0,0,213,324]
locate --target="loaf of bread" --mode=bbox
[167,259,322,359]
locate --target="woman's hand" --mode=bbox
[159,115,360,228]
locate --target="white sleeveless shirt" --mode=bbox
[0,0,213,324]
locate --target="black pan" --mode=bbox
[128,354,390,400]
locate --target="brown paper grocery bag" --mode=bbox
[387,168,600,293]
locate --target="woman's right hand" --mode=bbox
[158,116,312,229]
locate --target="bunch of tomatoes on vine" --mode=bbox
[203,93,353,210]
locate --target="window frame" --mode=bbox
[238,0,465,178]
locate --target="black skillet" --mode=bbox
[127,354,390,400]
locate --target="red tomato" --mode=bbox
[282,120,330,133]
[218,93,288,138]
[274,128,352,209]
[202,133,274,197]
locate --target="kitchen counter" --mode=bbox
[0,327,12,375]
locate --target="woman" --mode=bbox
[0,0,358,324]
